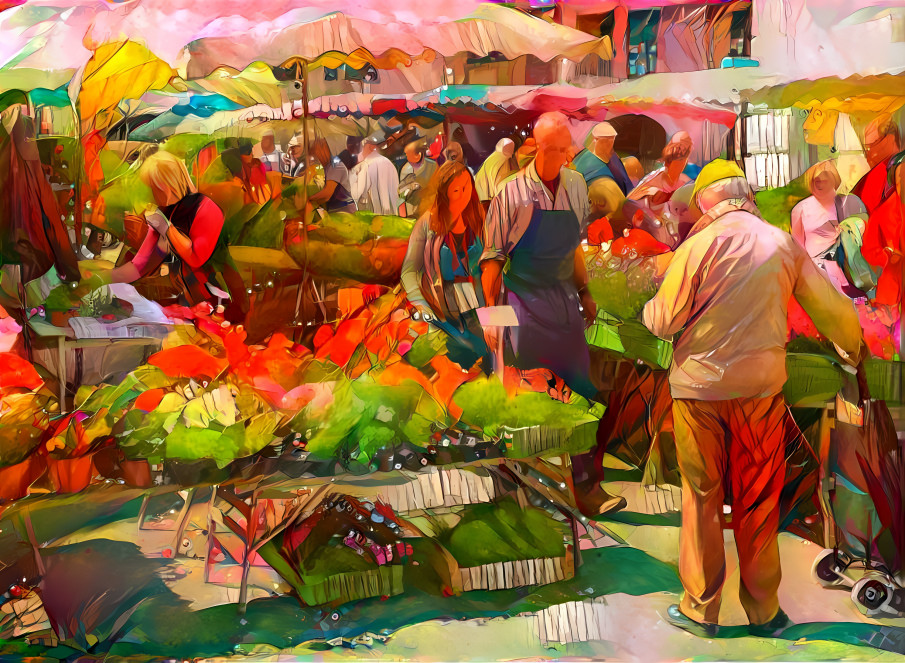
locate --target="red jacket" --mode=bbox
[854,158,904,306]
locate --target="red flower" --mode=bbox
[362,284,384,304]
[611,229,670,258]
[0,353,43,391]
[587,217,614,246]
[149,344,227,380]
[134,388,166,412]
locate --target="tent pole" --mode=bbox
[302,59,310,213]
[293,59,311,335]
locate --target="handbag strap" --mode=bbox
[834,195,845,223]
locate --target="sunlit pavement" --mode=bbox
[44,479,904,662]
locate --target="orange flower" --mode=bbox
[149,344,228,380]
[0,353,42,391]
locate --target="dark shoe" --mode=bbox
[666,604,720,638]
[748,609,791,638]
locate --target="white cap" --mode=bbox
[496,138,514,152]
[591,122,617,138]
[287,135,302,147]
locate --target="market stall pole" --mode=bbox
[288,57,312,336]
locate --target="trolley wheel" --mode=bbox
[851,574,895,617]
[811,549,853,588]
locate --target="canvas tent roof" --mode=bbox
[1,3,612,79]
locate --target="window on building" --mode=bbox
[627,9,660,78]
[727,4,752,57]
[572,12,618,83]
[465,51,508,66]
[323,64,379,84]
[576,12,606,37]
[464,52,511,85]
[743,109,793,190]
[600,12,617,43]
[343,64,379,84]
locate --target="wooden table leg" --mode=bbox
[57,336,66,414]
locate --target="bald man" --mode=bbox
[398,140,437,216]
[481,112,625,516]
[481,112,596,394]
[350,135,400,216]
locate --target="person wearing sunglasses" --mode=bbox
[852,114,905,313]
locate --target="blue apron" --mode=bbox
[503,206,596,399]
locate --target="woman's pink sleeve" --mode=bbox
[132,228,165,276]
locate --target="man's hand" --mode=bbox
[483,325,500,356]
[579,288,597,325]
[650,189,672,206]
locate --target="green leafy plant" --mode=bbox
[437,499,568,567]
[452,376,596,439]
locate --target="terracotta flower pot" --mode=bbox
[120,459,152,488]
[47,454,95,494]
[49,309,79,328]
[91,446,119,479]
[0,456,44,502]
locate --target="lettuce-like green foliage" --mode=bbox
[439,499,568,566]
[452,376,596,438]
[303,371,443,463]
[755,175,810,233]
[586,268,654,321]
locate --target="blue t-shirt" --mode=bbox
[572,149,632,195]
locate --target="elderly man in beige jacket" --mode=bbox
[643,159,867,639]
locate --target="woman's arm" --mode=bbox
[400,217,430,308]
[108,228,165,283]
[165,197,224,269]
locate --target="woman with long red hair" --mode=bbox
[401,161,488,370]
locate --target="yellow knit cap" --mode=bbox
[690,159,746,213]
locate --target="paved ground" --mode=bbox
[38,474,902,662]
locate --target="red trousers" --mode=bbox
[673,394,800,626]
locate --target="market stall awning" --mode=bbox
[306,83,738,126]
[182,5,614,78]
[1,2,610,75]
[743,73,905,115]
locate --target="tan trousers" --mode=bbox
[673,394,798,626]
